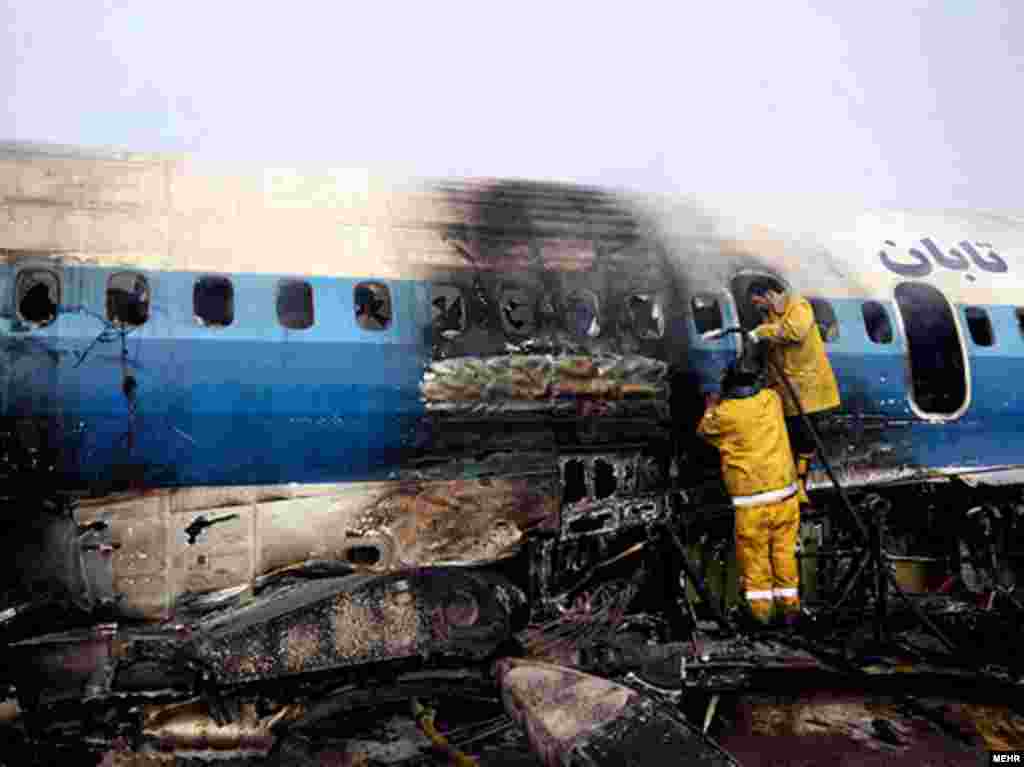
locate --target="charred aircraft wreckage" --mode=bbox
[1,142,1024,764]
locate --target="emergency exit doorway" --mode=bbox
[893,281,969,418]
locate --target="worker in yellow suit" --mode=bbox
[747,282,840,506]
[697,356,802,627]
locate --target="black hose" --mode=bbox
[762,356,959,654]
[762,356,868,545]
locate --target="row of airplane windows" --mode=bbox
[11,267,1022,349]
[11,268,668,340]
[14,269,396,333]
[694,292,1016,349]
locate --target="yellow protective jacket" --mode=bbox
[697,388,798,502]
[754,295,840,417]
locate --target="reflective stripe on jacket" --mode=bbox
[755,295,841,417]
[697,388,798,500]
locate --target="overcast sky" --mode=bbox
[2,1,1022,210]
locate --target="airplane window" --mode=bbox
[691,294,722,335]
[277,279,314,330]
[566,289,601,338]
[499,286,536,336]
[563,459,586,505]
[16,269,60,327]
[194,276,234,328]
[964,306,994,347]
[627,293,665,339]
[894,282,966,416]
[354,282,392,331]
[107,271,150,328]
[431,284,467,338]
[809,298,839,343]
[862,301,893,344]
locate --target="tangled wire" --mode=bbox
[519,578,640,665]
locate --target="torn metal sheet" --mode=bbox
[189,570,526,685]
[8,627,123,705]
[495,658,739,767]
[721,692,987,765]
[139,700,302,759]
[72,477,557,621]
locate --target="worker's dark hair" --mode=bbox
[721,350,763,398]
[747,278,784,298]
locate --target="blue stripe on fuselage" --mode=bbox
[690,296,1024,479]
[1,266,429,488]
[6,262,1024,490]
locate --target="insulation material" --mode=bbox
[421,354,669,410]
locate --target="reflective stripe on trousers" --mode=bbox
[732,482,798,508]
[735,495,801,623]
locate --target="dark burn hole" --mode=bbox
[563,459,586,505]
[354,282,391,331]
[432,284,466,337]
[964,306,994,347]
[194,276,234,328]
[107,271,150,327]
[568,514,611,534]
[16,269,60,327]
[277,279,314,330]
[594,459,617,499]
[345,545,382,566]
[894,282,966,416]
[627,294,665,339]
[691,294,722,335]
[862,301,893,344]
[500,287,535,336]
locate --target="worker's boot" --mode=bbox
[778,599,801,631]
[796,455,812,506]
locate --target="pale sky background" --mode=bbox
[2,1,1021,210]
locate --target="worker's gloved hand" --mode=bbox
[747,329,762,345]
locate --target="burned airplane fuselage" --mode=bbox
[0,155,690,613]
[6,143,1024,762]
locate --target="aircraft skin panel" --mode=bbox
[0,264,429,489]
[4,142,1024,494]
[2,259,1023,490]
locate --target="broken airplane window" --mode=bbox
[431,284,467,338]
[627,293,666,339]
[354,282,392,331]
[691,294,723,335]
[16,269,60,327]
[194,276,234,328]
[809,298,839,342]
[566,290,601,338]
[499,287,536,336]
[563,459,587,505]
[862,301,893,344]
[106,271,150,327]
[894,282,967,416]
[594,458,617,499]
[277,279,314,330]
[964,306,994,347]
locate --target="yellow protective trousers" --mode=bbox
[735,495,801,625]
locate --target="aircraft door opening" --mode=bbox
[730,272,788,332]
[729,272,789,372]
[893,282,969,418]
